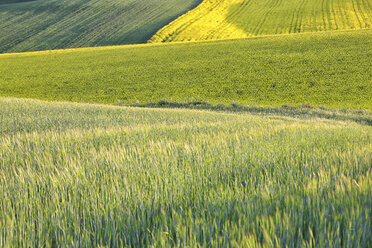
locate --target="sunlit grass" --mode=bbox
[1,30,371,109]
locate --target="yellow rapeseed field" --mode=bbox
[150,0,371,42]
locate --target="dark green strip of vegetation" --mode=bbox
[127,99,372,126]
[0,0,35,4]
[0,0,201,52]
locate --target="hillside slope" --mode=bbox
[150,0,371,42]
[0,0,201,53]
[1,30,371,109]
[1,97,371,247]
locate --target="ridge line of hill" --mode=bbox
[0,28,369,56]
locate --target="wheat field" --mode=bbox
[0,97,371,247]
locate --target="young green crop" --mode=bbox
[150,0,372,42]
[0,97,371,247]
[0,0,201,53]
[0,30,371,109]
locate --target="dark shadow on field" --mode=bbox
[0,0,36,4]
[144,0,204,43]
[127,100,372,127]
[0,0,203,53]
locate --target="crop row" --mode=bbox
[0,0,200,53]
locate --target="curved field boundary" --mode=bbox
[0,0,201,53]
[149,0,371,43]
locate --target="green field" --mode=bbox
[0,97,371,247]
[150,0,371,43]
[1,30,371,109]
[0,0,201,53]
[1,1,371,246]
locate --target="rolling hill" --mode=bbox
[150,0,371,42]
[0,0,201,53]
[1,97,371,247]
[1,0,372,246]
[0,30,371,109]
